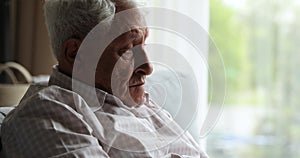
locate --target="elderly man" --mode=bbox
[1,0,208,157]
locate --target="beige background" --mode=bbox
[11,0,56,75]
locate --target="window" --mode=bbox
[208,0,300,157]
[142,0,210,146]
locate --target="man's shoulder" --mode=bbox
[0,85,98,158]
[21,84,82,107]
[3,84,84,123]
[21,83,75,102]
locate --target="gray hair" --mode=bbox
[44,0,137,59]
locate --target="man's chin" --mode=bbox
[124,86,145,107]
[127,96,145,107]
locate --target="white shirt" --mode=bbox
[1,66,208,158]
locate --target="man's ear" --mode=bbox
[57,38,81,77]
[60,38,82,65]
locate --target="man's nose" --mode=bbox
[133,46,153,75]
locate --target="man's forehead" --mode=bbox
[113,0,137,13]
[113,2,147,29]
[104,2,148,44]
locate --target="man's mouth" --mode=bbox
[129,82,145,88]
[129,76,146,88]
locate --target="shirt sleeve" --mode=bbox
[1,96,110,158]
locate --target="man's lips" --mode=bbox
[129,82,145,88]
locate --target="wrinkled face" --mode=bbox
[95,28,153,107]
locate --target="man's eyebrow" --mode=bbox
[115,28,148,50]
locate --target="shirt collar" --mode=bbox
[49,66,110,111]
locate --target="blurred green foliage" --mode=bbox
[208,0,300,157]
[209,0,254,105]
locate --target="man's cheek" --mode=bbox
[111,60,134,97]
[118,59,134,75]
